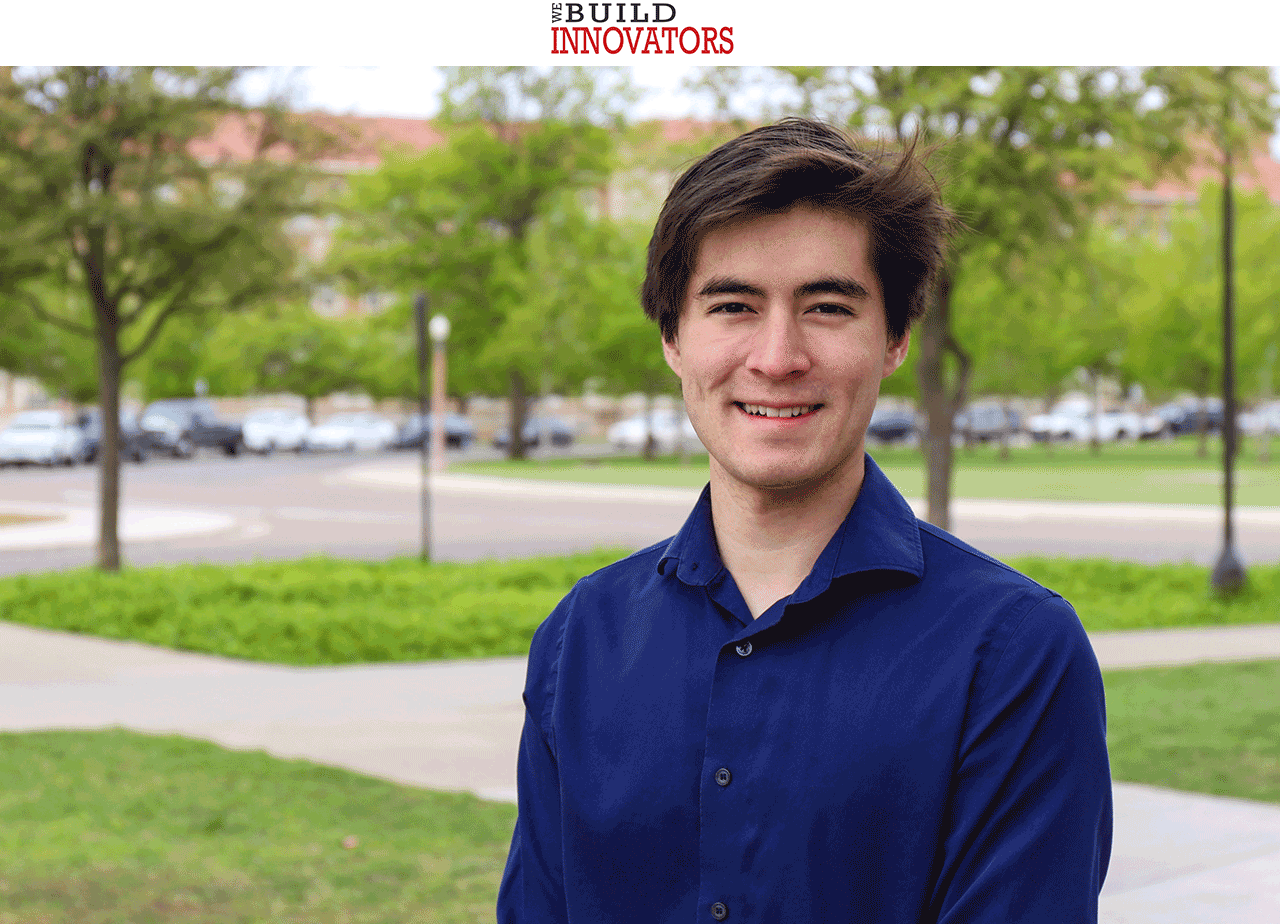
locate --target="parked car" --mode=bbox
[493,416,576,450]
[392,413,477,450]
[242,409,310,454]
[866,406,918,444]
[1028,399,1143,443]
[953,403,1020,443]
[1155,399,1223,436]
[0,410,87,467]
[303,412,397,452]
[76,408,149,463]
[1251,399,1280,436]
[607,410,703,454]
[140,398,244,457]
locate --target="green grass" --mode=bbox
[0,552,626,666]
[1,555,1277,665]
[456,436,1280,506]
[1105,660,1280,804]
[0,729,517,923]
[1014,557,1280,632]
[2,659,1278,921]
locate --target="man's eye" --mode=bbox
[709,302,751,315]
[809,303,854,316]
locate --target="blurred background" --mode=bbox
[1,65,1278,573]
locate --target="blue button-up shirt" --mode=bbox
[498,456,1111,923]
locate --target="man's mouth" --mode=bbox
[737,403,821,419]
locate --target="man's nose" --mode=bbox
[747,311,811,379]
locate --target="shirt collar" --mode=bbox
[657,454,924,599]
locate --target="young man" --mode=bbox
[498,119,1111,923]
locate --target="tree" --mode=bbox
[1148,66,1279,594]
[190,302,379,421]
[848,67,1184,527]
[333,66,635,458]
[0,67,330,570]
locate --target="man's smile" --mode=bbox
[735,402,823,419]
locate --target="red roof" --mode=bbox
[198,111,1280,203]
[1131,144,1280,205]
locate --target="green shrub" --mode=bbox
[0,552,626,666]
[1,554,1276,665]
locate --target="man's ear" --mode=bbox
[882,330,910,380]
[662,334,682,380]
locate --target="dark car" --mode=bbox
[866,407,918,444]
[77,408,150,463]
[493,416,576,449]
[1156,399,1223,436]
[140,398,243,457]
[391,413,477,450]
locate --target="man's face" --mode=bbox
[663,206,908,499]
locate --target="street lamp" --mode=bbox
[428,313,451,475]
[1211,74,1246,596]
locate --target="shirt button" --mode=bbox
[711,902,729,920]
[735,641,752,657]
[715,767,731,787]
[691,562,699,571]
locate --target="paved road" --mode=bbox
[2,452,1279,574]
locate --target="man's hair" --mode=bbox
[641,118,955,344]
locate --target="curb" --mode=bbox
[0,502,236,550]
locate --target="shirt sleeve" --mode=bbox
[497,603,569,924]
[931,593,1113,924]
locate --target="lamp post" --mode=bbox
[1211,73,1246,596]
[414,295,432,563]
[428,313,451,474]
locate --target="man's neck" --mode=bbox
[708,455,866,620]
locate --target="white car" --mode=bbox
[242,409,310,453]
[1028,400,1137,443]
[0,410,87,466]
[303,412,397,452]
[607,410,704,454]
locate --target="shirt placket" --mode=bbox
[697,623,768,924]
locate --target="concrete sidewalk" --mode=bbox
[0,500,234,550]
[2,620,1279,923]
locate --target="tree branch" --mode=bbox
[120,280,197,367]
[21,290,96,339]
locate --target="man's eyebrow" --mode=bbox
[694,276,766,299]
[795,277,871,300]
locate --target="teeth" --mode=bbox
[741,404,816,418]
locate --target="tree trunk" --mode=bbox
[508,368,528,461]
[91,283,123,572]
[1196,394,1209,460]
[915,266,970,531]
[1090,369,1102,456]
[642,393,656,461]
[83,209,123,572]
[998,399,1011,461]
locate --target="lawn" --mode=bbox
[454,436,1280,506]
[2,555,1278,665]
[2,657,1277,922]
[1104,659,1280,805]
[0,729,517,924]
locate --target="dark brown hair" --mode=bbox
[642,118,954,344]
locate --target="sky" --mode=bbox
[238,66,709,122]
[243,66,1280,159]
